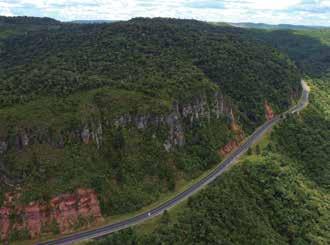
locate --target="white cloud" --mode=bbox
[320,0,330,7]
[0,0,329,26]
[226,0,302,10]
[0,7,13,16]
[254,0,301,9]
[0,2,14,16]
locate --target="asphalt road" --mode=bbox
[38,80,309,245]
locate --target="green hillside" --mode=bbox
[0,16,61,41]
[249,28,330,78]
[89,72,330,245]
[90,28,330,245]
[0,17,302,242]
[0,18,300,121]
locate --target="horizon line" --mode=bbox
[1,15,330,28]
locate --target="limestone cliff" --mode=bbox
[107,92,236,151]
[0,91,272,242]
[0,92,236,158]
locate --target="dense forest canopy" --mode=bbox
[247,28,330,78]
[0,16,310,242]
[94,76,330,245]
[0,17,300,123]
[0,16,60,25]
[0,16,62,44]
[90,28,330,245]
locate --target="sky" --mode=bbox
[0,0,330,26]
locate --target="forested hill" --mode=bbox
[0,17,300,123]
[0,16,62,42]
[90,28,330,245]
[0,17,302,242]
[0,16,60,25]
[245,28,330,79]
[230,22,328,30]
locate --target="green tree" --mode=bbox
[113,128,125,150]
[160,210,170,225]
[255,145,261,155]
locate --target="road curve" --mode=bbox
[38,80,309,245]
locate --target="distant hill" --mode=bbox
[70,20,118,24]
[0,16,62,40]
[230,22,329,30]
[0,16,60,25]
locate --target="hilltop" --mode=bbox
[0,16,60,25]
[90,26,330,245]
[0,17,301,242]
[0,16,61,41]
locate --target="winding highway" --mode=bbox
[38,80,310,245]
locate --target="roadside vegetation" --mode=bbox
[0,17,300,220]
[2,17,329,244]
[88,77,330,245]
[89,27,330,245]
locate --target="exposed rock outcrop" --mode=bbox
[220,139,240,156]
[219,109,244,157]
[0,121,103,157]
[51,188,102,233]
[24,202,49,239]
[0,92,240,241]
[229,109,240,133]
[0,189,102,242]
[80,122,103,149]
[0,91,237,157]
[264,100,275,121]
[110,92,235,151]
[165,93,234,150]
[0,207,10,241]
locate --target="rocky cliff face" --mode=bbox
[50,188,103,233]
[80,122,103,148]
[0,189,102,241]
[0,206,10,241]
[112,92,236,151]
[264,100,275,121]
[0,92,236,159]
[0,91,268,242]
[219,139,240,156]
[0,122,102,156]
[219,110,245,157]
